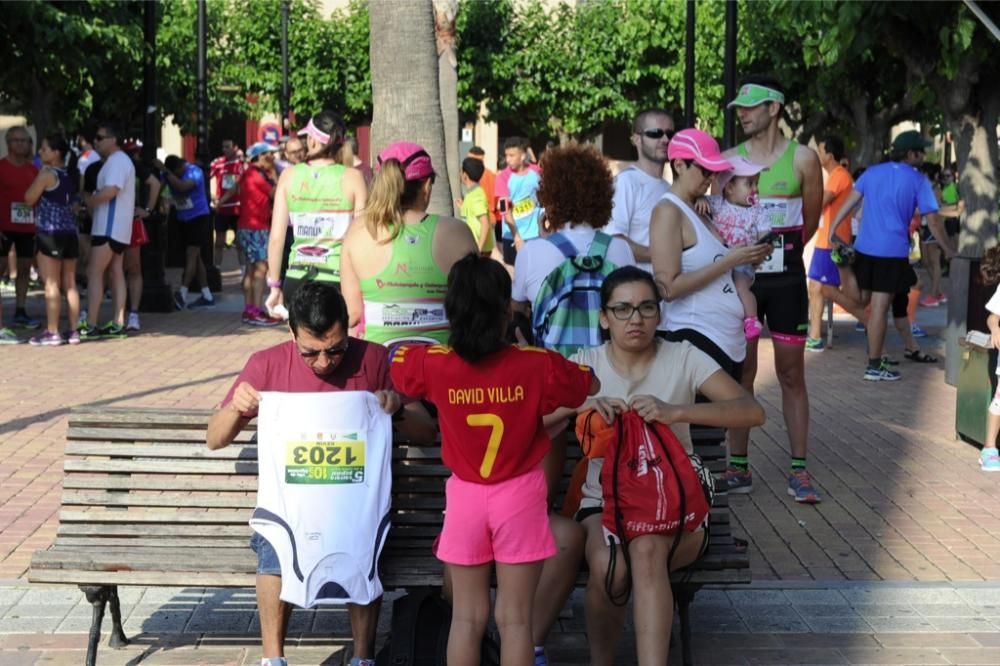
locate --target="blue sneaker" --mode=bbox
[534,648,548,666]
[788,469,821,503]
[981,448,1000,472]
[864,359,901,381]
[723,466,753,493]
[855,321,866,332]
[911,324,928,338]
[349,658,374,666]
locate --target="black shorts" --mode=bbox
[213,212,239,235]
[891,266,919,319]
[179,215,210,248]
[853,251,916,295]
[90,235,128,254]
[661,328,743,382]
[751,274,809,342]
[945,217,960,237]
[502,238,517,266]
[78,213,93,236]
[1,231,35,259]
[280,227,294,282]
[36,233,80,260]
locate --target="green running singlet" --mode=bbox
[359,214,450,347]
[286,162,352,282]
[737,140,804,276]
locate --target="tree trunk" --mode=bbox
[951,106,999,259]
[369,0,453,214]
[433,0,460,216]
[29,75,53,143]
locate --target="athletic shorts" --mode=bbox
[808,248,841,287]
[751,275,808,345]
[853,251,916,295]
[249,532,281,576]
[237,228,269,264]
[0,231,35,259]
[179,215,209,249]
[90,235,128,254]
[945,217,960,237]
[214,212,239,234]
[501,238,517,266]
[436,466,556,566]
[36,233,80,260]
[891,266,919,319]
[919,223,937,244]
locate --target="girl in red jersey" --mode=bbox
[391,253,598,666]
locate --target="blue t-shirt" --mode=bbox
[173,163,210,221]
[505,169,543,241]
[854,162,939,258]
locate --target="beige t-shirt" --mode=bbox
[573,340,720,511]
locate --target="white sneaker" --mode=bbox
[272,304,289,321]
[126,312,141,331]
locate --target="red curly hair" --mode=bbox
[537,143,613,230]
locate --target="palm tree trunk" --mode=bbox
[369,0,453,214]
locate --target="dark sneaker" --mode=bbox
[78,323,100,342]
[189,296,216,309]
[12,312,40,329]
[0,327,22,344]
[723,466,753,494]
[97,322,128,339]
[173,290,187,310]
[29,330,64,346]
[788,469,821,503]
[864,359,900,381]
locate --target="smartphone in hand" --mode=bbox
[757,232,780,246]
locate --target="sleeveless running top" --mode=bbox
[737,141,804,276]
[286,162,353,282]
[36,167,77,235]
[661,193,746,363]
[252,391,392,608]
[359,214,450,347]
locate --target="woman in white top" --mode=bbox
[545,266,764,665]
[649,129,771,378]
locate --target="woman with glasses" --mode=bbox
[544,266,764,665]
[649,129,771,380]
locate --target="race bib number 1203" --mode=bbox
[284,438,366,484]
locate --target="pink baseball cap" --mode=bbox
[717,155,765,189]
[666,129,732,172]
[377,141,435,181]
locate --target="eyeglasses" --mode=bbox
[297,339,349,360]
[605,301,660,320]
[641,128,676,140]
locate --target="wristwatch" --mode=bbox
[266,278,282,289]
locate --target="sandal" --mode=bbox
[904,349,937,363]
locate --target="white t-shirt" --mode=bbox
[607,166,670,274]
[92,150,135,245]
[511,225,635,305]
[572,341,720,511]
[251,391,392,608]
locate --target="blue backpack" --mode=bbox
[531,231,618,357]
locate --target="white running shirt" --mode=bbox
[251,391,392,608]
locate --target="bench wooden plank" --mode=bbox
[63,476,259,492]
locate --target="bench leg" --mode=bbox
[674,585,700,666]
[107,586,129,648]
[80,585,108,666]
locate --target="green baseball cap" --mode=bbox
[891,130,932,153]
[727,83,786,108]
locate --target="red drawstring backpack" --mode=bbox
[599,410,713,604]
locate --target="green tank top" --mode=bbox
[738,140,804,276]
[359,214,450,347]
[286,162,352,282]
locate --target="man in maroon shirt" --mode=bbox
[207,281,400,666]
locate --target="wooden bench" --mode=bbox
[28,406,749,665]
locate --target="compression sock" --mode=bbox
[730,454,749,472]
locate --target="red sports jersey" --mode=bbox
[391,344,592,484]
[210,156,246,215]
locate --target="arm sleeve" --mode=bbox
[220,353,267,418]
[917,177,940,215]
[853,171,868,196]
[495,169,510,200]
[372,344,394,392]
[683,344,724,395]
[541,351,594,413]
[389,344,428,399]
[105,158,131,190]
[606,173,633,237]
[470,190,489,218]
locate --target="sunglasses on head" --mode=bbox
[641,128,676,140]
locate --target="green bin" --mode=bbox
[956,336,998,447]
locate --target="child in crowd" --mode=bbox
[701,156,768,340]
[981,246,1000,471]
[457,157,494,256]
[390,253,596,666]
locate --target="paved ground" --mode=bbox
[2,268,997,664]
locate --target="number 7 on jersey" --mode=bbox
[467,413,505,479]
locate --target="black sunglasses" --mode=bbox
[297,340,349,360]
[641,128,676,140]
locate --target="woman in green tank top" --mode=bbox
[340,141,477,349]
[264,111,368,318]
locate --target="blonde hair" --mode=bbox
[364,158,428,244]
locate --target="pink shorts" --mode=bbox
[436,466,556,566]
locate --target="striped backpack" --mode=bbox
[531,231,618,357]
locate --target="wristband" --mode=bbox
[266,278,283,289]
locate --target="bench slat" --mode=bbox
[63,476,259,492]
[68,427,256,443]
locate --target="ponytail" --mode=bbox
[365,158,407,243]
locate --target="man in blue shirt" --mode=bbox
[829,130,955,381]
[157,155,216,309]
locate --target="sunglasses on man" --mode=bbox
[641,128,676,140]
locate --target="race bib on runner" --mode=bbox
[757,234,784,274]
[291,211,351,242]
[365,301,447,329]
[175,196,193,211]
[759,199,788,231]
[285,436,366,484]
[511,196,536,221]
[221,173,237,190]
[10,203,33,225]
